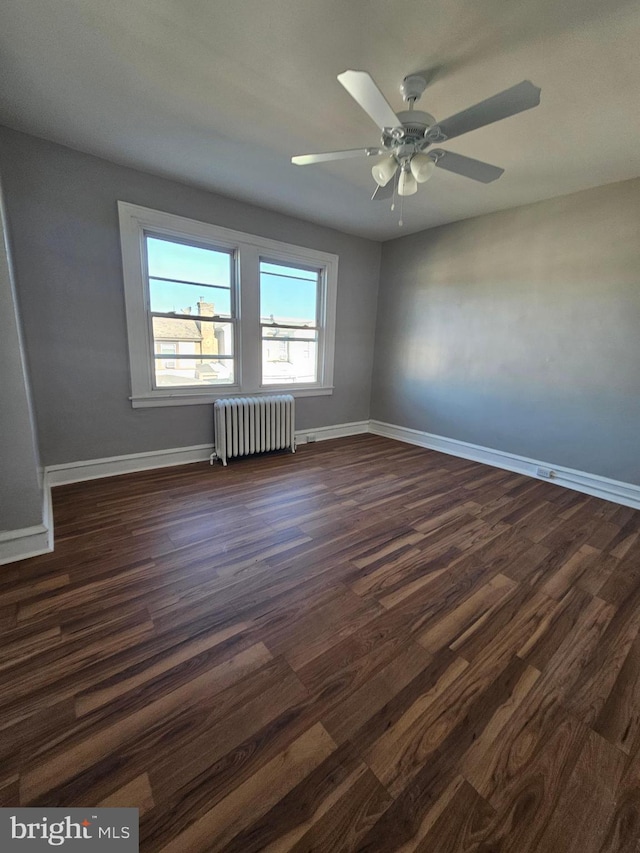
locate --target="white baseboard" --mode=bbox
[4,417,637,568]
[0,481,53,566]
[370,419,640,511]
[295,420,370,444]
[46,444,216,486]
[45,421,369,486]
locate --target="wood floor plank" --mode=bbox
[146,663,308,807]
[451,586,556,663]
[221,747,392,853]
[19,642,273,804]
[562,590,640,725]
[226,749,366,851]
[416,572,517,653]
[363,654,470,792]
[322,641,435,745]
[541,543,600,600]
[534,728,626,853]
[295,617,413,699]
[98,773,155,816]
[74,620,251,716]
[2,435,639,851]
[412,778,495,852]
[155,723,336,853]
[597,740,640,853]
[377,774,467,853]
[577,553,620,597]
[366,649,538,798]
[0,775,20,808]
[86,658,303,812]
[353,655,533,851]
[466,703,588,852]
[460,663,541,787]
[516,585,592,668]
[595,633,640,753]
[526,596,616,713]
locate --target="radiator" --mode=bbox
[211,395,296,466]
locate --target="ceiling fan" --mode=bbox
[292,71,541,206]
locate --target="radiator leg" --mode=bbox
[209,452,217,466]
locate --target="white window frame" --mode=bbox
[118,202,337,408]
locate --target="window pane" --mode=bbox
[260,261,317,281]
[262,332,317,385]
[154,357,235,387]
[152,317,233,357]
[152,316,234,386]
[149,278,231,317]
[146,236,232,288]
[262,326,317,341]
[260,261,318,327]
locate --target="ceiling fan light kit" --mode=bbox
[410,152,436,183]
[398,166,418,196]
[371,156,398,187]
[292,70,541,224]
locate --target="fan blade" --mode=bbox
[426,80,541,142]
[292,147,381,165]
[337,70,402,131]
[371,178,395,201]
[431,149,504,183]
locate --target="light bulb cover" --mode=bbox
[398,169,418,196]
[371,156,398,187]
[410,154,436,183]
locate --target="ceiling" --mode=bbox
[1,0,639,240]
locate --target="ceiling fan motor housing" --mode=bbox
[382,110,436,161]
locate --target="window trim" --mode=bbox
[118,202,337,408]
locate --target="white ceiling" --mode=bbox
[1,0,639,240]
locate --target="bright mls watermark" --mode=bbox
[0,809,138,851]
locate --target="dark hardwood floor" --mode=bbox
[2,434,640,851]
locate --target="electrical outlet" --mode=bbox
[306,434,316,443]
[536,467,554,479]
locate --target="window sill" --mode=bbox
[130,386,334,408]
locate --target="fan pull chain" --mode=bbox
[399,192,404,227]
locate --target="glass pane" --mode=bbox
[153,317,235,387]
[154,356,235,387]
[149,278,231,317]
[146,236,232,288]
[262,334,317,385]
[260,261,317,281]
[260,261,318,327]
[152,317,234,357]
[262,326,317,341]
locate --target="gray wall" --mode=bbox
[3,122,639,489]
[0,177,43,531]
[372,178,640,485]
[0,126,380,466]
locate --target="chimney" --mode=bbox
[197,299,214,317]
[197,298,216,356]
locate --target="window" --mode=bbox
[146,236,235,388]
[158,343,177,370]
[118,203,337,407]
[260,260,320,385]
